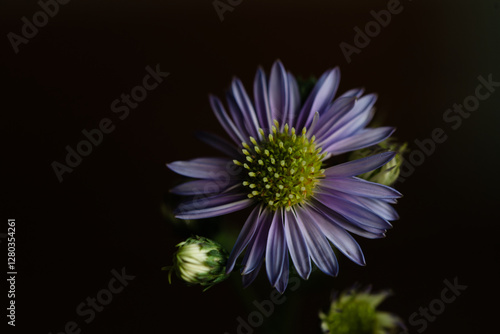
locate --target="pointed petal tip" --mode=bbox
[272,59,286,71]
[255,66,266,78]
[391,188,403,199]
[166,162,175,171]
[231,76,242,86]
[275,286,286,294]
[329,66,341,79]
[386,151,397,159]
[240,265,254,276]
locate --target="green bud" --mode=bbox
[319,287,403,334]
[167,236,230,291]
[349,139,408,186]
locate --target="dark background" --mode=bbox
[2,0,499,333]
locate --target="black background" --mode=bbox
[2,0,499,333]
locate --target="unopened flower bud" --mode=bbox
[167,236,229,290]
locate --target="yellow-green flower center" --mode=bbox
[234,121,326,211]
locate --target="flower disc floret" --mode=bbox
[235,121,326,211]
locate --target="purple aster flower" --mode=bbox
[167,60,401,293]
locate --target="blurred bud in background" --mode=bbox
[319,286,404,334]
[349,138,408,186]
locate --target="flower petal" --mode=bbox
[287,72,300,127]
[269,60,289,125]
[318,94,378,145]
[314,96,357,142]
[266,209,287,286]
[306,204,366,266]
[297,67,340,130]
[284,209,311,279]
[195,131,241,157]
[315,192,392,229]
[231,78,261,139]
[253,67,273,132]
[242,256,264,288]
[226,92,250,139]
[209,95,246,144]
[175,193,253,219]
[170,179,240,196]
[275,251,289,293]
[324,127,395,155]
[241,208,273,275]
[325,191,400,221]
[319,177,402,199]
[338,87,365,99]
[167,157,233,179]
[360,197,399,220]
[324,152,396,178]
[226,205,263,273]
[311,199,386,239]
[295,207,339,276]
[330,94,377,134]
